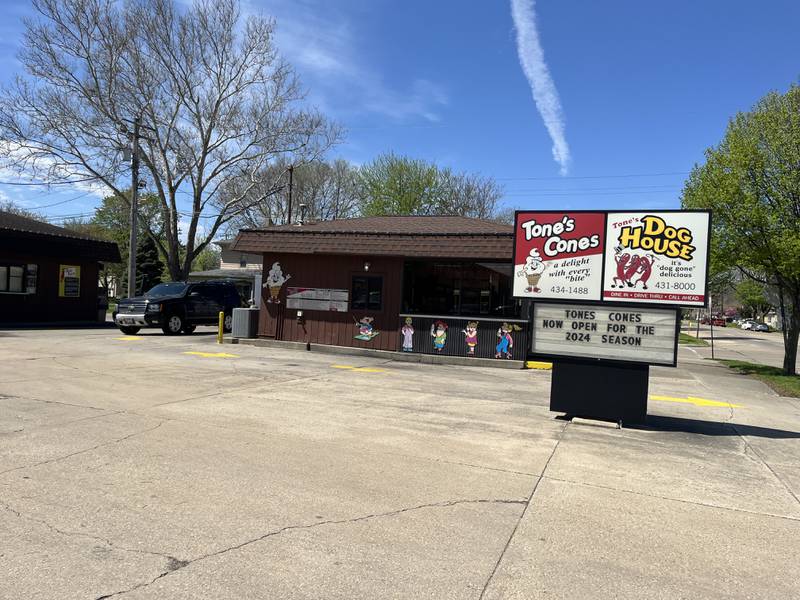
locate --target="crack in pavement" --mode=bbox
[478,420,569,599]
[541,474,800,523]
[0,421,165,477]
[0,497,181,564]
[92,497,527,599]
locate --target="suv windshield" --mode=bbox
[144,282,188,298]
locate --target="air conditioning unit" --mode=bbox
[232,307,259,338]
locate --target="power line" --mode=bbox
[497,171,689,181]
[504,190,680,197]
[0,176,101,186]
[503,184,680,192]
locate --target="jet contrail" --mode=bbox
[510,0,571,175]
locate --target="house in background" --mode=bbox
[188,239,263,306]
[0,210,121,324]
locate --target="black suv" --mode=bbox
[114,281,244,335]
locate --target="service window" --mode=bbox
[351,275,383,311]
[0,266,7,292]
[0,264,33,294]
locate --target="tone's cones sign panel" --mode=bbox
[513,212,605,301]
[603,211,710,307]
[513,210,710,308]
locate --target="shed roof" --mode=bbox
[0,210,121,262]
[232,216,513,260]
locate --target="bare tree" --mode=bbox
[227,158,361,230]
[0,0,339,279]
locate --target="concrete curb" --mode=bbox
[231,337,526,370]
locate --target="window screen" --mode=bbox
[0,267,7,292]
[351,276,383,311]
[9,266,23,292]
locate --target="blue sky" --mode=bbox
[1,0,799,225]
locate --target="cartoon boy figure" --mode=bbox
[462,321,479,356]
[263,262,291,303]
[518,249,546,293]
[401,317,414,352]
[495,323,520,359]
[431,320,448,352]
[358,316,374,338]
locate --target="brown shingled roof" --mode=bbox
[232,215,513,260]
[0,210,121,262]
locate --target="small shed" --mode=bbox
[0,211,121,324]
[232,216,528,360]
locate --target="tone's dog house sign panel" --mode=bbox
[603,211,710,306]
[513,212,605,301]
[531,303,679,366]
[513,210,710,307]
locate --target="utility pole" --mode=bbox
[287,164,294,225]
[127,116,141,298]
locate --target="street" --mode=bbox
[682,323,797,370]
[2,327,800,599]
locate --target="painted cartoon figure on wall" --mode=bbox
[517,248,546,293]
[431,320,448,352]
[264,262,291,303]
[401,317,414,352]
[354,316,380,341]
[495,323,522,359]
[462,321,479,356]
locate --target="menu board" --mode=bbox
[603,211,710,307]
[531,303,678,366]
[513,212,605,301]
[286,287,348,312]
[513,210,710,307]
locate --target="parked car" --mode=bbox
[114,280,244,335]
[753,323,770,332]
[711,317,726,327]
[740,320,757,330]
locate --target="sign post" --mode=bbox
[514,210,710,425]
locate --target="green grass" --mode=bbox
[717,359,800,398]
[679,332,709,346]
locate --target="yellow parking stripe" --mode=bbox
[114,336,142,341]
[526,361,553,370]
[183,351,239,359]
[650,395,744,408]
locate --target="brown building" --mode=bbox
[232,216,529,360]
[0,211,121,324]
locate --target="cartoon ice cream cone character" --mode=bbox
[517,249,546,293]
[431,320,448,352]
[401,317,415,352]
[462,321,479,355]
[263,262,291,303]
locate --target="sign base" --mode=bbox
[550,359,648,425]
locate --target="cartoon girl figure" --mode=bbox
[611,249,631,288]
[401,317,414,352]
[462,321,479,356]
[354,316,378,341]
[634,255,655,289]
[495,323,520,359]
[431,320,448,352]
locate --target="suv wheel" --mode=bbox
[162,314,183,335]
[223,313,233,332]
[118,326,140,335]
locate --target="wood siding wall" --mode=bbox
[0,252,100,323]
[258,253,403,352]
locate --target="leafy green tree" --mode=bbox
[191,247,222,272]
[735,280,772,320]
[133,235,165,295]
[358,153,502,218]
[682,84,800,374]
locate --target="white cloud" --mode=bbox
[510,0,571,175]
[264,1,448,123]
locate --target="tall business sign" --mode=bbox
[513,209,711,424]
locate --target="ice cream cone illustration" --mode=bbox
[517,249,546,293]
[263,262,291,304]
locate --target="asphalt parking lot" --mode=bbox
[2,327,800,599]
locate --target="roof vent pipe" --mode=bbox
[298,203,307,226]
